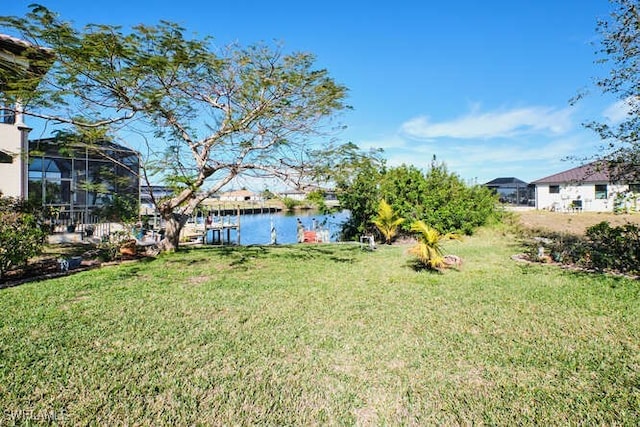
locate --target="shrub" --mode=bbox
[519,221,640,276]
[335,156,383,239]
[96,229,137,261]
[305,190,331,213]
[585,221,640,274]
[338,161,499,240]
[0,197,49,278]
[415,163,498,235]
[522,232,589,265]
[281,197,299,211]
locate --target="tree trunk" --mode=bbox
[159,212,189,252]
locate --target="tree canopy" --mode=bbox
[0,5,351,250]
[585,0,640,181]
[336,159,499,240]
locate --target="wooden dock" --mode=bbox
[204,223,239,245]
[181,217,241,245]
[201,203,281,216]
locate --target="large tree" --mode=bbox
[0,5,350,251]
[334,151,385,239]
[586,0,640,181]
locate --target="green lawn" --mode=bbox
[1,227,638,425]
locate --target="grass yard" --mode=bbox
[0,226,638,425]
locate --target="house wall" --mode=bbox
[219,193,261,202]
[278,192,306,201]
[535,182,630,212]
[0,121,29,198]
[1,34,50,200]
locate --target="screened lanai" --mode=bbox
[484,177,534,206]
[27,138,140,225]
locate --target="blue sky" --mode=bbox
[3,0,621,184]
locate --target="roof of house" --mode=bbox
[0,33,37,55]
[531,162,611,185]
[0,33,53,91]
[484,177,529,186]
[279,189,306,195]
[29,137,138,156]
[0,33,53,57]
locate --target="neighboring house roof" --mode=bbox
[485,177,529,186]
[140,185,175,200]
[279,189,306,195]
[30,137,139,156]
[0,33,54,91]
[531,162,611,185]
[0,34,42,53]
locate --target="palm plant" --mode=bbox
[408,220,460,270]
[372,199,405,244]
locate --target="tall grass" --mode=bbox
[0,227,638,425]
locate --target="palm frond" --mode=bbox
[409,220,459,270]
[372,199,405,244]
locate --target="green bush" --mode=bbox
[415,163,498,235]
[585,221,640,274]
[337,161,499,239]
[336,157,383,239]
[281,197,299,211]
[305,189,331,214]
[521,231,589,265]
[519,221,640,276]
[0,197,49,278]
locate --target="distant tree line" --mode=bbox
[335,157,499,241]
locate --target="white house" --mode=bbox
[218,189,261,202]
[278,189,307,201]
[532,162,640,212]
[0,34,52,198]
[1,34,140,225]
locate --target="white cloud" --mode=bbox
[347,103,604,184]
[379,130,599,184]
[400,106,574,140]
[602,97,638,124]
[443,136,584,165]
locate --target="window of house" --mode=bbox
[595,184,608,199]
[629,183,640,193]
[1,107,15,125]
[0,151,13,163]
[549,185,560,194]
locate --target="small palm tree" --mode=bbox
[409,220,460,270]
[372,199,405,244]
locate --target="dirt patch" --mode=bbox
[0,258,101,289]
[0,245,151,289]
[515,209,640,236]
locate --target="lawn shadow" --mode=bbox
[405,258,444,274]
[186,243,360,265]
[559,265,639,284]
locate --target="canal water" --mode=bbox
[209,210,349,245]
